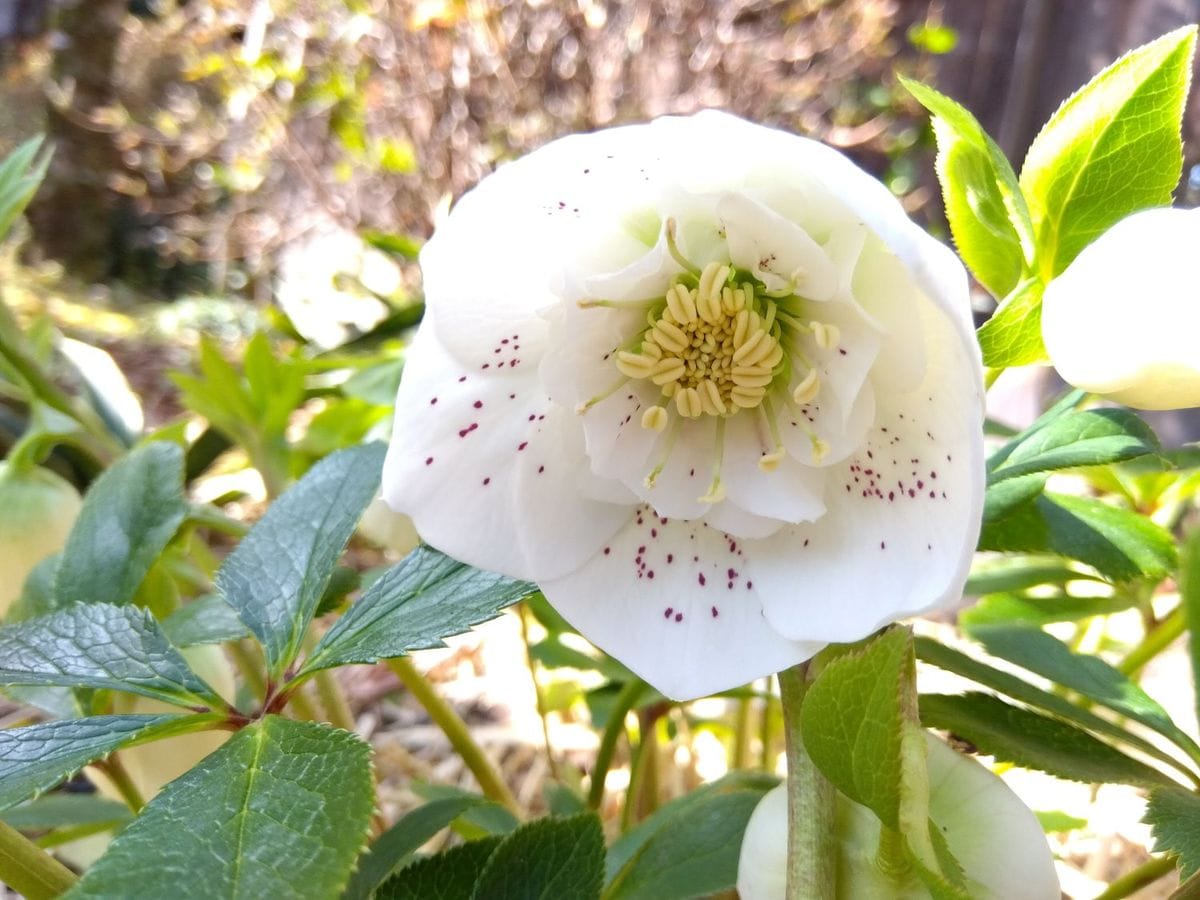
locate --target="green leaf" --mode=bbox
[987,390,1085,470]
[1035,810,1088,834]
[55,442,187,608]
[1,794,131,831]
[160,594,251,647]
[411,783,519,838]
[965,559,1102,596]
[901,78,1032,299]
[301,546,533,675]
[1020,26,1197,279]
[919,693,1178,786]
[0,136,50,239]
[982,472,1047,524]
[800,627,910,827]
[376,838,503,900]
[604,771,777,885]
[979,492,1177,581]
[970,625,1200,761]
[988,408,1160,482]
[976,278,1048,368]
[1146,787,1200,878]
[471,813,604,900]
[914,638,1196,782]
[343,796,485,900]
[960,591,1136,629]
[603,791,764,900]
[0,714,198,811]
[215,442,386,678]
[68,717,374,899]
[1182,530,1200,729]
[0,604,224,707]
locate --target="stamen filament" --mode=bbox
[758,395,786,472]
[645,415,683,488]
[576,375,631,414]
[665,218,702,275]
[699,417,727,504]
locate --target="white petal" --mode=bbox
[751,295,984,643]
[541,514,823,700]
[736,784,789,900]
[1042,206,1200,409]
[778,378,877,469]
[854,236,927,394]
[721,413,827,525]
[382,320,628,581]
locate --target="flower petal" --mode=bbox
[721,413,827,525]
[382,319,628,581]
[541,514,823,700]
[751,295,983,643]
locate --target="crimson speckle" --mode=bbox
[746,580,753,589]
[537,465,545,474]
[518,442,528,451]
[473,400,483,409]
[674,612,683,622]
[711,606,719,618]
[429,397,438,405]
[458,376,467,383]
[664,606,672,618]
[666,554,674,563]
[425,457,434,466]
[482,477,491,486]
[880,541,886,549]
[698,573,707,586]
[647,571,655,579]
[603,547,611,555]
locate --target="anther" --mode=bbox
[732,329,768,364]
[811,322,840,351]
[758,450,785,473]
[652,320,689,354]
[616,351,657,379]
[792,369,820,405]
[810,435,830,463]
[650,357,686,385]
[641,405,669,432]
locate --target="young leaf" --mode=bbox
[215,442,386,679]
[55,442,187,608]
[301,546,533,675]
[976,278,1048,368]
[979,492,1177,582]
[988,408,1160,483]
[0,604,225,708]
[919,693,1178,787]
[1146,787,1200,878]
[375,837,503,900]
[471,814,604,900]
[68,717,374,899]
[160,594,251,647]
[0,714,203,811]
[901,78,1032,299]
[1020,26,1197,279]
[343,796,485,900]
[970,625,1200,761]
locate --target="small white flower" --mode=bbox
[736,733,1060,899]
[383,111,984,700]
[1042,205,1200,410]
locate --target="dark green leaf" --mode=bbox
[1146,787,1200,878]
[987,390,1086,471]
[919,693,1177,786]
[901,78,1031,299]
[161,595,251,647]
[471,814,604,900]
[343,797,484,900]
[982,473,1047,523]
[215,442,386,678]
[301,546,532,675]
[0,715,196,811]
[377,837,502,900]
[0,794,131,831]
[971,626,1200,760]
[0,604,224,707]
[411,783,519,838]
[979,492,1177,581]
[68,717,374,899]
[989,408,1160,482]
[55,442,187,608]
[1020,26,1197,278]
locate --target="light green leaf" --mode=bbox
[67,717,374,899]
[901,78,1032,298]
[343,796,485,900]
[301,546,533,675]
[0,136,50,239]
[471,814,605,900]
[160,594,251,647]
[1,794,131,831]
[979,492,1177,581]
[989,408,1160,482]
[1146,787,1200,878]
[0,714,204,811]
[55,442,187,608]
[1020,26,1197,278]
[215,442,385,678]
[976,278,1047,367]
[982,472,1048,524]
[0,604,224,707]
[960,591,1136,629]
[919,693,1178,787]
[965,559,1103,596]
[376,838,502,900]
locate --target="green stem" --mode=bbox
[760,676,776,770]
[733,695,753,770]
[229,640,267,704]
[387,657,521,817]
[622,722,652,831]
[314,667,356,733]
[101,754,145,813]
[778,662,836,900]
[1093,854,1177,900]
[0,820,77,900]
[1119,607,1186,678]
[518,602,559,781]
[588,678,648,809]
[984,367,1003,390]
[286,682,322,722]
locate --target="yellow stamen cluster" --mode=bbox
[614,262,784,422]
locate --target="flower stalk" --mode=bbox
[778,662,836,900]
[587,677,649,810]
[0,820,77,900]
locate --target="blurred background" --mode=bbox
[3,1,1200,896]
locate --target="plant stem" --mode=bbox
[101,754,145,813]
[314,667,357,732]
[778,662,836,900]
[760,676,776,770]
[0,821,77,900]
[1119,607,1186,678]
[387,656,521,817]
[518,602,559,780]
[228,640,267,704]
[286,682,322,722]
[588,678,648,810]
[733,695,753,769]
[1093,854,1177,900]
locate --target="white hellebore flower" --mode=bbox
[1042,205,1200,410]
[736,733,1060,900]
[383,111,984,700]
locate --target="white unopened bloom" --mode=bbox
[736,734,1060,899]
[1042,206,1200,410]
[383,111,984,700]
